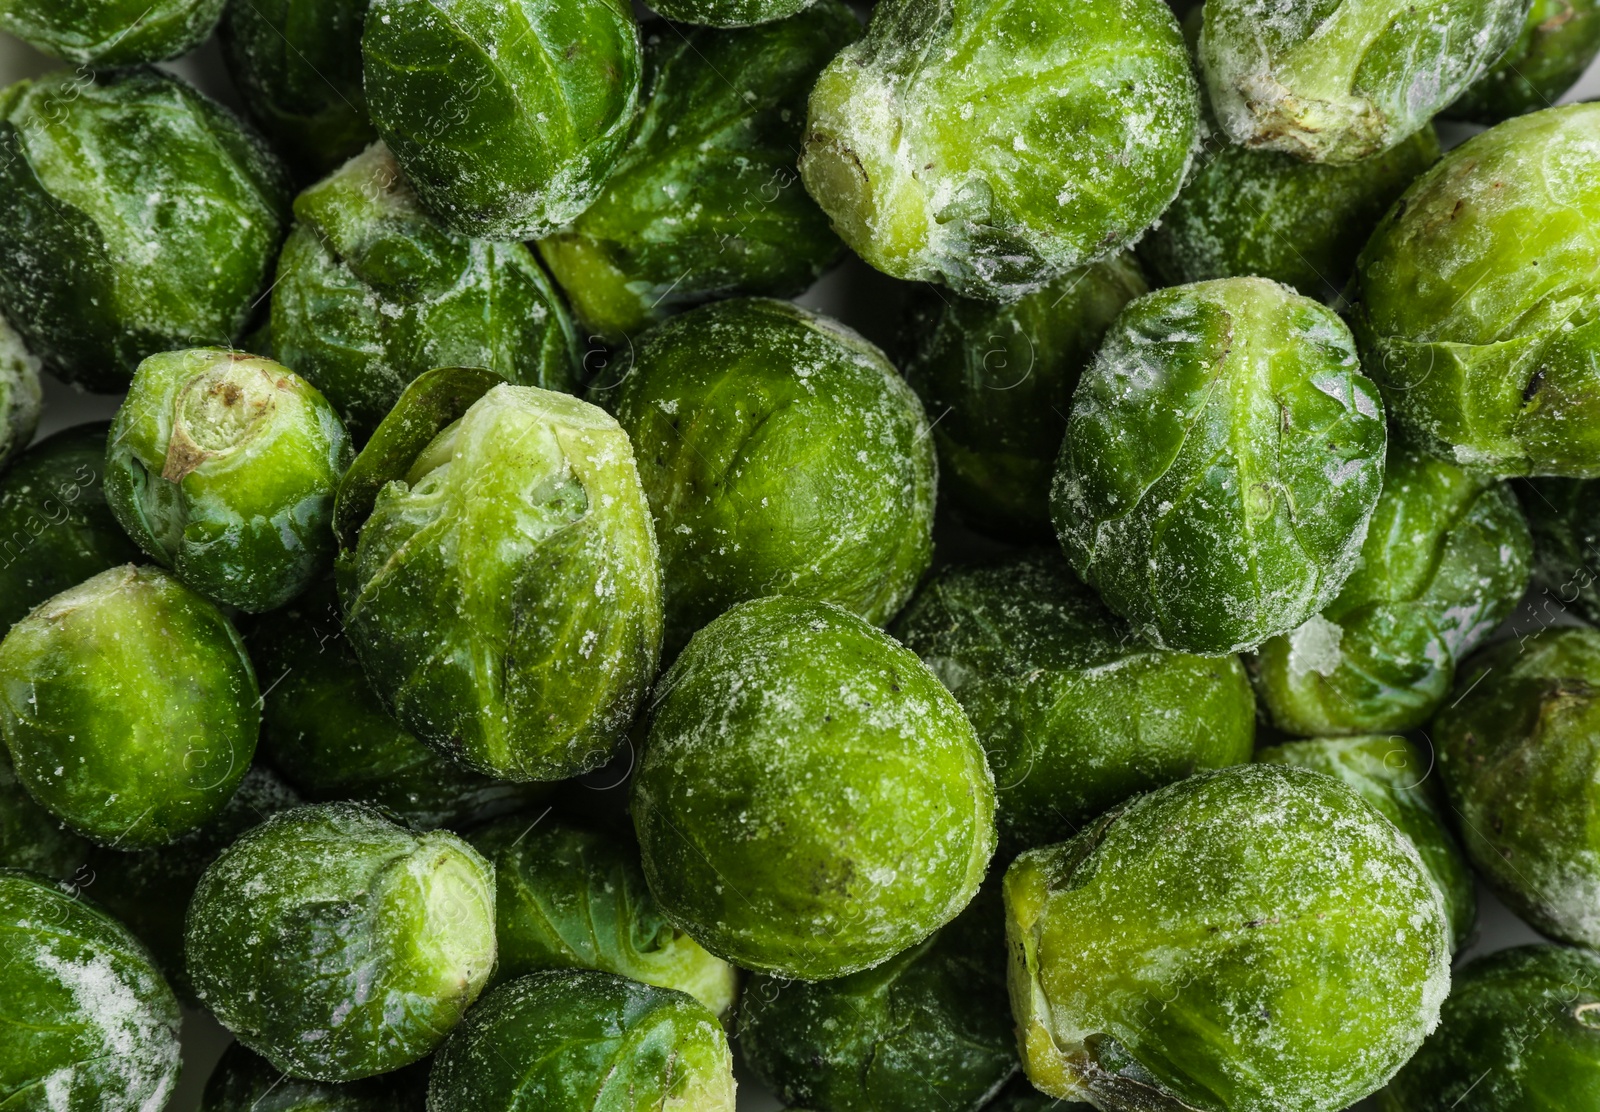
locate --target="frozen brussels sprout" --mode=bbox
[0,565,259,849]
[1251,446,1531,735]
[1450,0,1600,121]
[647,0,818,27]
[0,747,88,879]
[362,0,643,240]
[612,298,933,651]
[1005,763,1451,1111]
[272,142,582,436]
[339,374,663,782]
[429,970,736,1112]
[186,802,496,1080]
[1053,277,1387,656]
[900,257,1147,539]
[105,349,353,613]
[892,551,1255,853]
[1350,104,1600,478]
[0,69,291,392]
[0,0,224,65]
[0,869,181,1111]
[634,596,996,980]
[1520,476,1600,625]
[201,1043,427,1112]
[799,0,1199,299]
[0,313,40,472]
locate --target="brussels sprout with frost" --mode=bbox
[0,747,88,879]
[202,1043,427,1112]
[1520,476,1600,626]
[1005,764,1451,1111]
[892,551,1255,853]
[1450,0,1600,121]
[0,566,259,849]
[634,596,996,980]
[0,314,40,473]
[0,0,224,65]
[1053,277,1387,656]
[1350,104,1600,478]
[0,69,290,392]
[799,0,1199,299]
[1251,446,1531,736]
[186,802,495,1080]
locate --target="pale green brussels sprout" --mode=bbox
[1449,0,1600,121]
[1520,476,1600,625]
[0,746,89,879]
[0,313,40,473]
[201,1043,427,1112]
[646,0,819,28]
[0,0,224,65]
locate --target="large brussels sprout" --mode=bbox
[1450,0,1600,121]
[798,0,1199,300]
[186,802,496,1081]
[634,596,996,981]
[362,0,643,240]
[0,565,259,849]
[1250,446,1531,735]
[272,143,582,436]
[892,551,1255,854]
[0,69,291,392]
[1350,104,1600,478]
[900,258,1147,540]
[0,746,89,879]
[1005,764,1451,1111]
[0,869,182,1111]
[0,313,40,472]
[1520,476,1600,625]
[1052,277,1388,656]
[428,970,736,1112]
[201,1043,426,1112]
[0,0,224,65]
[612,298,933,652]
[646,0,817,28]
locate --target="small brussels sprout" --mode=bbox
[0,313,40,472]
[0,869,182,1111]
[428,970,736,1112]
[1250,446,1531,736]
[900,257,1147,540]
[634,596,996,980]
[272,142,582,436]
[1005,764,1451,1111]
[105,349,353,613]
[892,551,1256,854]
[1520,476,1600,625]
[646,0,818,28]
[201,1043,427,1112]
[0,0,224,65]
[1052,277,1388,656]
[186,802,496,1081]
[1350,103,1600,478]
[0,565,259,849]
[362,0,643,240]
[1449,0,1600,121]
[470,817,738,1017]
[612,298,934,652]
[799,0,1199,299]
[0,69,290,392]
[0,746,89,879]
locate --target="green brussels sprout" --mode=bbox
[984,1076,1093,1111]
[470,817,738,1017]
[0,0,224,65]
[611,298,934,652]
[1250,446,1531,736]
[105,349,353,614]
[798,0,1199,299]
[537,7,854,344]
[634,596,996,980]
[1350,103,1600,478]
[0,313,40,473]
[1052,276,1388,656]
[1450,0,1600,121]
[891,551,1256,854]
[646,0,818,28]
[428,969,736,1112]
[900,257,1148,540]
[362,0,644,240]
[0,565,259,849]
[0,868,182,1111]
[1004,763,1451,1111]
[0,69,291,392]
[272,142,582,437]
[0,746,89,879]
[1520,476,1600,625]
[201,1043,427,1112]
[185,802,496,1081]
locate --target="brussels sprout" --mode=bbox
[0,0,224,65]
[892,551,1255,854]
[0,313,40,473]
[646,0,818,28]
[612,298,933,652]
[1520,476,1600,625]
[470,817,738,1017]
[428,970,736,1112]
[900,257,1147,540]
[634,596,996,980]
[272,142,582,437]
[0,69,291,392]
[984,1076,1093,1111]
[537,7,854,344]
[798,0,1199,299]
[1349,103,1600,478]
[1450,0,1600,121]
[0,869,181,1111]
[201,1043,427,1112]
[1005,764,1451,1111]
[0,565,259,849]
[362,0,643,240]
[185,802,496,1080]
[1250,446,1531,736]
[0,746,89,879]
[1052,277,1388,656]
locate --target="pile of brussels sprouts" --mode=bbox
[0,0,1597,1108]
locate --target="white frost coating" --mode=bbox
[1286,613,1344,677]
